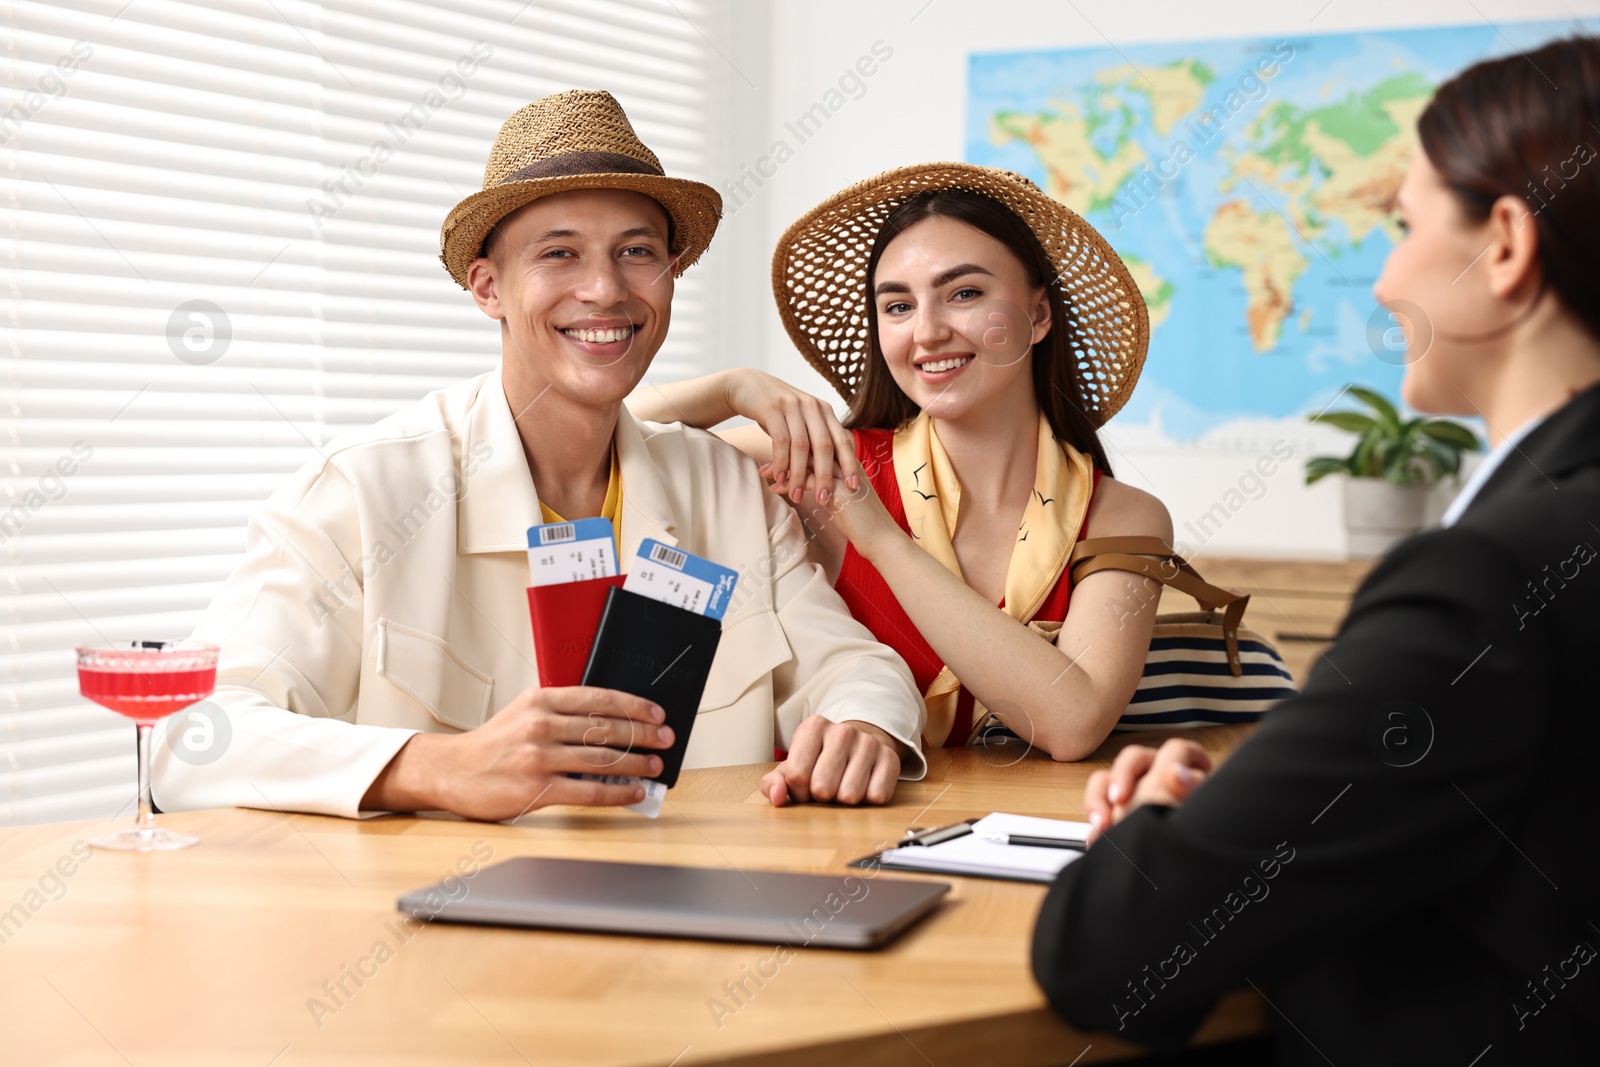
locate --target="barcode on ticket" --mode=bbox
[539,523,577,545]
[525,517,618,587]
[625,538,738,621]
[650,543,689,569]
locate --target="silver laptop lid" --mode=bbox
[398,857,949,950]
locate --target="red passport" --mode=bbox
[526,574,626,688]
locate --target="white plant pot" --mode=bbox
[1342,478,1428,558]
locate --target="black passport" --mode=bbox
[579,587,722,788]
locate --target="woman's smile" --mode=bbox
[914,353,976,381]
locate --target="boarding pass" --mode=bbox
[526,517,618,586]
[571,774,667,818]
[624,539,738,621]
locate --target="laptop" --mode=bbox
[398,856,950,949]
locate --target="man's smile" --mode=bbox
[559,323,640,344]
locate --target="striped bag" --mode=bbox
[1069,537,1298,728]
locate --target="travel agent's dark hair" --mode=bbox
[843,189,1115,476]
[1417,35,1600,340]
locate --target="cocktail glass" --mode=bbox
[76,642,219,852]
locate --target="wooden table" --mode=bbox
[0,728,1268,1067]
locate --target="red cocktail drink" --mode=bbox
[76,643,219,852]
[78,666,216,724]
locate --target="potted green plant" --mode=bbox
[1305,385,1480,557]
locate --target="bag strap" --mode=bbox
[1069,537,1250,676]
[1070,536,1207,581]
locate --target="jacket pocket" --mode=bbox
[376,617,495,731]
[698,610,792,712]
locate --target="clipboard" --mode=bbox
[847,813,1092,884]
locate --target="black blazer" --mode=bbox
[1033,384,1600,1065]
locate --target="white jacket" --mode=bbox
[153,371,925,818]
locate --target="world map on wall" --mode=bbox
[967,22,1577,441]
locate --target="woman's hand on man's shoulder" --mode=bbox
[719,370,860,506]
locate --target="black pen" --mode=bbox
[979,833,1087,851]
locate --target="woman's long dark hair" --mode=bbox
[1418,35,1600,341]
[843,189,1114,476]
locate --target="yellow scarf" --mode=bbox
[891,410,1095,747]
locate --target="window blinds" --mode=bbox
[1,0,727,825]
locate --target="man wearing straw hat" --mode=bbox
[153,91,924,821]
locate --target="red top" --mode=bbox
[833,428,1100,747]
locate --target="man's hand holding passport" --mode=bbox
[526,519,737,817]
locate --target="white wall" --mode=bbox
[709,0,1598,558]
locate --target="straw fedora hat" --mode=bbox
[440,90,722,289]
[771,163,1149,426]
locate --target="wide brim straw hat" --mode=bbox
[440,90,722,289]
[771,163,1148,426]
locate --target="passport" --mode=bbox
[526,575,626,689]
[579,587,723,788]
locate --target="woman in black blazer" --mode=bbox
[1032,36,1600,1066]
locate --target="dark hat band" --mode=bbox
[499,151,663,185]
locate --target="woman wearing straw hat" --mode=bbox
[632,164,1172,780]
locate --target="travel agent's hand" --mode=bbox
[1082,738,1212,844]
